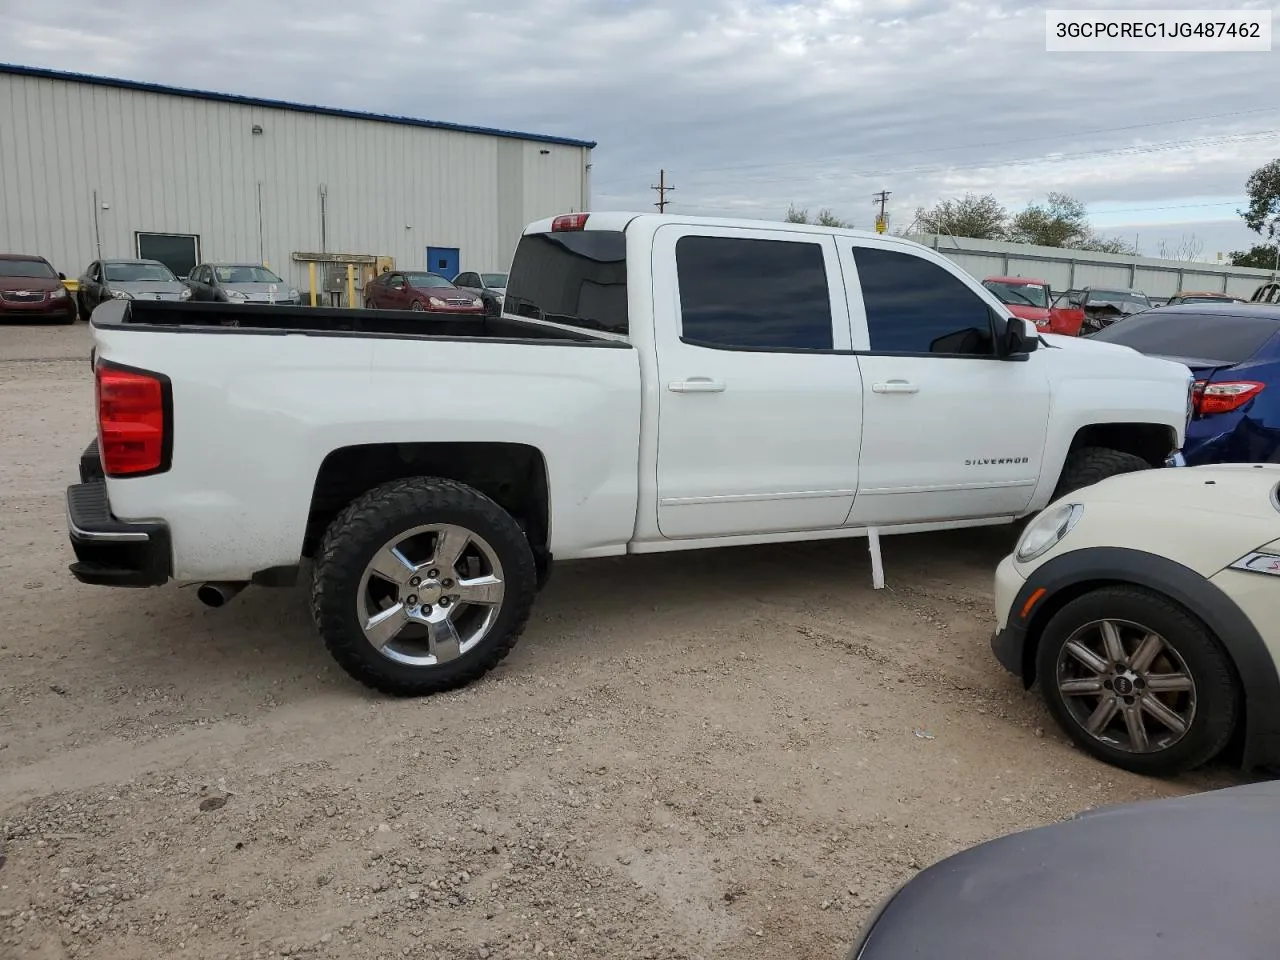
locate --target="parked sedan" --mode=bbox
[991,462,1280,776]
[847,780,1280,960]
[1165,290,1248,305]
[1073,286,1152,331]
[77,258,190,317]
[452,270,507,317]
[1090,304,1280,465]
[363,270,485,315]
[186,262,301,305]
[0,253,77,324]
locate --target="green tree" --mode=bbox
[1008,191,1134,253]
[1242,159,1280,239]
[784,204,853,228]
[1008,192,1089,247]
[1230,243,1280,270]
[914,193,1007,239]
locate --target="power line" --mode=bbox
[873,190,891,232]
[623,129,1280,191]
[593,106,1280,188]
[651,169,675,212]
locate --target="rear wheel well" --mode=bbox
[1066,423,1177,467]
[304,442,550,578]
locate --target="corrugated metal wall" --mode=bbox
[0,71,591,290]
[912,234,1276,299]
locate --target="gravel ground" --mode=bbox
[0,321,1239,960]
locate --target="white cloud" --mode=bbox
[2,0,1278,256]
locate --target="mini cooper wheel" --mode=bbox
[1036,585,1239,776]
[311,477,537,696]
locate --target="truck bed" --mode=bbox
[94,299,616,346]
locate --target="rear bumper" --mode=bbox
[66,477,172,587]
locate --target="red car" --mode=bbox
[982,276,1083,336]
[363,270,485,315]
[0,253,77,324]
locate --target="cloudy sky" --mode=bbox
[3,0,1278,261]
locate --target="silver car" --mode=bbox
[186,262,301,305]
[77,258,191,316]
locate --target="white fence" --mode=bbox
[906,234,1276,299]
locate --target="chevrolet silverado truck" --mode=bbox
[67,212,1195,696]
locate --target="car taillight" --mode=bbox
[95,362,171,476]
[1191,379,1265,417]
[551,213,589,232]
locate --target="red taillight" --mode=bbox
[1191,379,1265,417]
[550,213,589,232]
[95,363,170,476]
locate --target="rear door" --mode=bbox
[651,224,863,540]
[844,240,1052,525]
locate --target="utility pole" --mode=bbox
[872,190,891,233]
[652,169,675,212]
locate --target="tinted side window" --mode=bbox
[853,247,996,355]
[675,236,832,350]
[506,230,628,335]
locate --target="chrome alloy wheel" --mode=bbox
[357,523,505,667]
[1055,618,1196,754]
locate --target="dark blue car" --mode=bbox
[1090,303,1280,464]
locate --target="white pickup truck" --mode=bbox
[68,212,1194,695]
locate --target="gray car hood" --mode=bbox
[114,280,187,300]
[854,780,1280,960]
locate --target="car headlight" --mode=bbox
[288,288,299,301]
[110,289,133,300]
[1015,502,1084,563]
[179,287,192,300]
[50,286,67,299]
[472,297,483,308]
[428,297,445,307]
[226,290,246,301]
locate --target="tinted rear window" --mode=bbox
[505,231,627,336]
[1091,311,1280,365]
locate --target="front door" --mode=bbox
[426,246,459,280]
[842,242,1051,525]
[651,224,863,540]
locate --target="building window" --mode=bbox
[676,236,833,351]
[136,232,201,279]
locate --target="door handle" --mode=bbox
[871,380,919,394]
[668,378,726,393]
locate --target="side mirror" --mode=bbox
[1000,316,1038,359]
[58,271,67,280]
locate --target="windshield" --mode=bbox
[0,259,57,279]
[1090,311,1280,365]
[1089,289,1150,309]
[404,273,453,288]
[983,280,1048,308]
[481,273,508,287]
[105,262,176,282]
[214,265,282,284]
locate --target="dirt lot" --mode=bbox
[0,321,1238,960]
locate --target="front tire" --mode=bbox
[1036,586,1239,776]
[1053,446,1149,499]
[311,477,537,696]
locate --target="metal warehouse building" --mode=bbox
[0,63,594,300]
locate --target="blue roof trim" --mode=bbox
[0,62,597,149]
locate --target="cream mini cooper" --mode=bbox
[991,463,1280,776]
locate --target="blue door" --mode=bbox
[426,246,460,280]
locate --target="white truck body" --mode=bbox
[69,211,1193,694]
